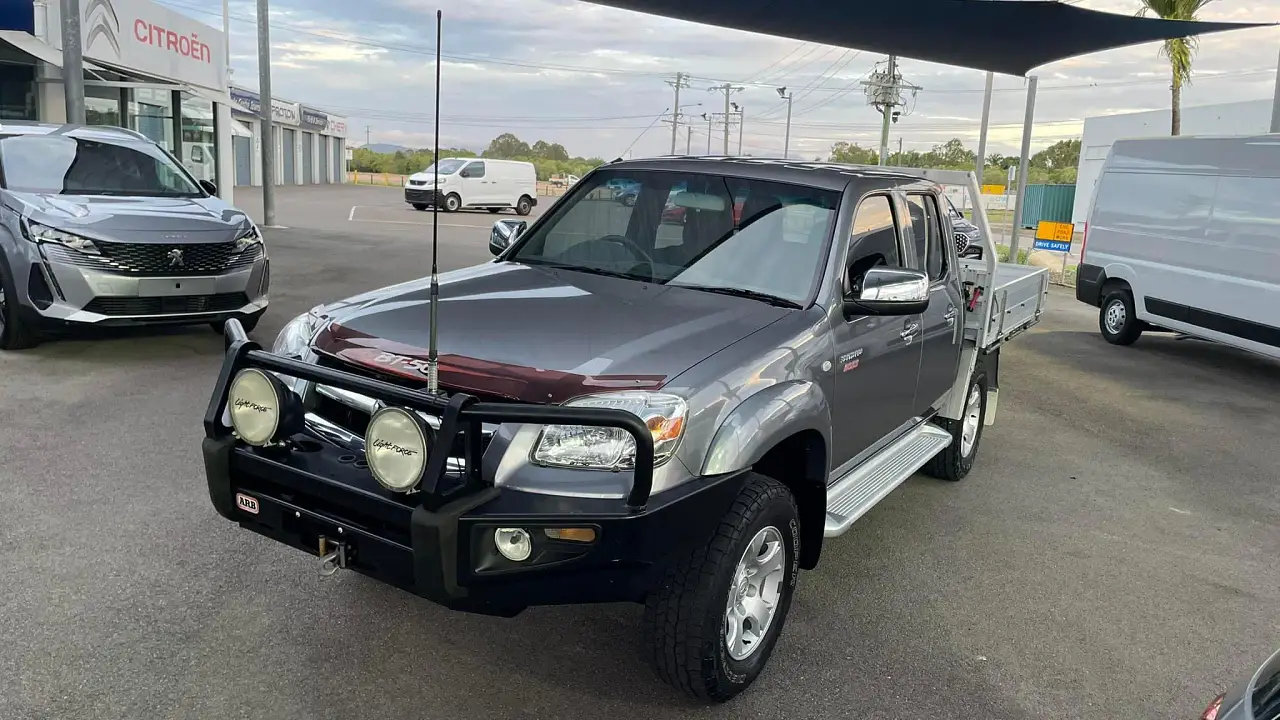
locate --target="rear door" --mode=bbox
[905,191,963,412]
[830,193,925,470]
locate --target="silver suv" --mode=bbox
[0,123,269,350]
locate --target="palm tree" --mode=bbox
[1137,0,1217,135]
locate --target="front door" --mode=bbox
[905,191,964,412]
[830,193,925,472]
[460,160,489,205]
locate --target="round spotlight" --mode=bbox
[365,407,430,492]
[228,368,283,446]
[494,528,532,562]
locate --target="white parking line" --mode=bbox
[347,205,491,229]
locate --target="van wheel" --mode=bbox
[922,367,988,482]
[515,196,533,216]
[0,259,38,350]
[443,194,461,212]
[1100,289,1143,345]
[643,473,800,703]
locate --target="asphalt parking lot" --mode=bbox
[3,184,1277,720]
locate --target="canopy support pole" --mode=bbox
[976,72,993,184]
[1007,76,1037,265]
[1270,45,1280,133]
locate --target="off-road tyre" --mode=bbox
[515,196,533,216]
[922,366,989,482]
[0,257,37,350]
[642,473,801,703]
[1100,288,1143,346]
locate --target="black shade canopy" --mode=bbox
[581,0,1270,76]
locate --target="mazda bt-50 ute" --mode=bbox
[202,158,1047,702]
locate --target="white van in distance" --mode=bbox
[1076,134,1280,360]
[404,158,538,215]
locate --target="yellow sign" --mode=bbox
[981,184,1006,195]
[1036,220,1074,242]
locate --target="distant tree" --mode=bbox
[484,133,533,159]
[828,141,878,164]
[1031,139,1081,171]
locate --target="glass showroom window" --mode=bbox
[85,84,122,127]
[180,92,216,183]
[128,87,174,150]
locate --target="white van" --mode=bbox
[403,158,538,215]
[1077,134,1280,360]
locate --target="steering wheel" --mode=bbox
[596,234,656,268]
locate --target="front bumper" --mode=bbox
[26,245,269,327]
[404,187,441,205]
[203,324,746,615]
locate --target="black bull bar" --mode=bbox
[204,318,657,511]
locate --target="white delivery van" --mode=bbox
[1076,134,1280,360]
[403,158,538,215]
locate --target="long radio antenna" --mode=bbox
[427,9,442,395]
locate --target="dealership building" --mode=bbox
[1072,98,1271,225]
[0,0,346,206]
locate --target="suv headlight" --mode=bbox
[272,306,323,359]
[22,219,100,255]
[234,223,263,252]
[532,392,688,470]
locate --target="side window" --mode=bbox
[845,194,900,294]
[464,161,486,178]
[923,195,947,281]
[190,145,204,163]
[904,194,929,272]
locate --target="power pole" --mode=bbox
[897,137,903,164]
[256,0,275,226]
[732,103,744,155]
[667,72,690,155]
[703,113,712,154]
[365,126,372,147]
[686,125,692,155]
[708,83,743,155]
[776,87,793,159]
[862,55,920,166]
[60,0,85,124]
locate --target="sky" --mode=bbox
[159,0,1280,160]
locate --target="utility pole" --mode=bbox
[703,113,712,154]
[667,72,690,155]
[708,83,743,155]
[732,103,744,155]
[686,125,692,154]
[1008,76,1038,265]
[256,0,275,226]
[862,55,920,166]
[223,0,232,78]
[776,87,793,159]
[60,0,85,124]
[365,125,372,147]
[897,137,903,164]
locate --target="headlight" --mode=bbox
[272,307,323,359]
[23,219,100,255]
[365,407,432,492]
[234,223,262,252]
[227,369,284,446]
[533,392,687,470]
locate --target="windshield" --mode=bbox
[0,135,203,197]
[422,158,468,176]
[508,170,839,305]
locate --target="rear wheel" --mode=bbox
[643,473,800,703]
[922,367,988,482]
[0,259,38,350]
[443,194,461,212]
[1100,289,1143,345]
[515,196,533,216]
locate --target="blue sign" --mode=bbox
[229,87,261,116]
[0,0,33,32]
[1033,239,1072,253]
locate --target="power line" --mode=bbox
[736,41,809,84]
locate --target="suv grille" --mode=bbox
[84,292,248,316]
[45,242,264,276]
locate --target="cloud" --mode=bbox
[165,0,1280,159]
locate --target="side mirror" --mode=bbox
[844,267,929,316]
[490,219,526,256]
[199,179,218,196]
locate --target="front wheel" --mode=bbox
[922,367,988,482]
[0,260,38,350]
[643,474,800,703]
[442,194,461,212]
[515,196,533,216]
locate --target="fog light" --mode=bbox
[494,528,532,562]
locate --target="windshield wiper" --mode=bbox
[519,258,646,282]
[671,284,802,309]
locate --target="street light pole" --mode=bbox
[256,0,276,226]
[777,87,793,159]
[60,0,85,124]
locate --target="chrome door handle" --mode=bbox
[944,307,957,325]
[901,323,920,339]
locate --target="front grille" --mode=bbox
[84,292,248,316]
[54,241,265,276]
[404,188,440,203]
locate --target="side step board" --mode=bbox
[824,423,953,538]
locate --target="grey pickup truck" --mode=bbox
[202,158,1048,702]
